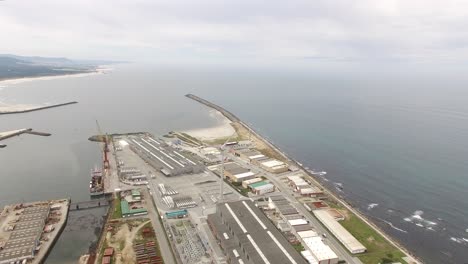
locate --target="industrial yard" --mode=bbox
[0,199,69,264]
[83,94,421,264]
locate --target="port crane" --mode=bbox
[95,120,110,169]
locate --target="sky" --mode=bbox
[1,0,468,71]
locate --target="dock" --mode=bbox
[0,199,70,264]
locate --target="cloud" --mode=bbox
[1,0,468,68]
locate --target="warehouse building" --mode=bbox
[242,177,263,188]
[234,149,266,163]
[259,159,289,174]
[287,175,324,197]
[223,162,257,183]
[129,136,204,176]
[207,201,307,264]
[248,181,275,195]
[313,210,366,254]
[302,236,339,264]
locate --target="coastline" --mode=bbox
[0,66,112,86]
[185,94,423,264]
[182,109,236,141]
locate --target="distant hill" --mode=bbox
[0,54,117,80]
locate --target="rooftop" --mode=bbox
[303,236,338,261]
[209,201,306,264]
[313,210,366,254]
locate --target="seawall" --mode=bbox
[0,101,78,115]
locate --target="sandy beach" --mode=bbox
[183,109,236,141]
[0,66,112,86]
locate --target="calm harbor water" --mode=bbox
[0,64,467,263]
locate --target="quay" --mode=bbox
[0,101,78,115]
[0,198,70,264]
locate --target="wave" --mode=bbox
[404,210,438,230]
[382,219,408,233]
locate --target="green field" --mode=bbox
[338,210,407,264]
[111,195,122,219]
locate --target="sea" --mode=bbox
[0,64,467,263]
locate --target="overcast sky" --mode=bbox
[1,0,468,69]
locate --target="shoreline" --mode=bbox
[185,93,423,264]
[182,109,236,141]
[0,66,112,86]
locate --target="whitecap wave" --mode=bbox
[404,210,438,229]
[382,219,408,233]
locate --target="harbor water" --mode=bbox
[0,64,467,263]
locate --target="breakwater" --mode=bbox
[0,101,78,115]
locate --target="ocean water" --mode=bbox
[0,64,467,263]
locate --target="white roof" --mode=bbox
[313,210,366,253]
[303,237,338,261]
[300,188,316,194]
[288,219,308,226]
[233,171,256,179]
[252,183,275,190]
[287,175,303,181]
[249,154,265,159]
[261,159,285,167]
[300,250,319,264]
[297,230,318,239]
[242,178,262,184]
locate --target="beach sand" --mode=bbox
[0,66,112,86]
[0,66,112,112]
[183,109,236,141]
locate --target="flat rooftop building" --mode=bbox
[313,210,366,254]
[128,136,204,176]
[207,200,307,264]
[223,162,257,183]
[303,236,339,264]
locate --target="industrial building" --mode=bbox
[302,236,339,264]
[248,181,275,195]
[120,200,148,218]
[287,175,324,197]
[207,201,307,264]
[242,177,262,188]
[313,210,366,254]
[222,162,257,183]
[128,135,204,176]
[259,159,289,174]
[234,149,266,163]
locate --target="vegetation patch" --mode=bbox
[339,213,407,264]
[111,195,122,219]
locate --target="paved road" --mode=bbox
[229,154,362,264]
[143,189,177,264]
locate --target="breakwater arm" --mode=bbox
[0,101,78,115]
[186,94,240,122]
